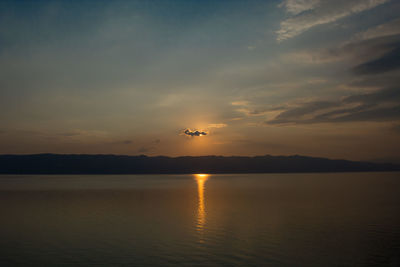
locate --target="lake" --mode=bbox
[0,172,399,266]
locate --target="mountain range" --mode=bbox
[0,154,399,174]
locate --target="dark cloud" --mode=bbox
[349,72,400,87]
[353,46,400,75]
[323,106,400,123]
[267,87,400,124]
[310,104,373,121]
[268,29,400,125]
[344,87,400,104]
[183,129,207,137]
[306,34,400,66]
[319,32,400,75]
[304,33,400,75]
[271,101,339,123]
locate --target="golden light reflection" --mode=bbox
[194,174,209,239]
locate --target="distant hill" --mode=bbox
[0,154,399,174]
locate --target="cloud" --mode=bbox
[231,101,250,106]
[267,87,400,124]
[231,100,279,117]
[274,16,400,125]
[283,33,400,65]
[348,21,400,75]
[238,108,269,116]
[353,46,400,75]
[182,129,207,137]
[354,18,400,41]
[279,0,320,15]
[348,72,400,90]
[207,123,227,129]
[277,0,390,41]
[269,101,340,122]
[344,86,400,104]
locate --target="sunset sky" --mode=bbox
[1,0,400,162]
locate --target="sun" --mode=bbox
[195,173,209,180]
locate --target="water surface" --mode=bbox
[1,173,399,266]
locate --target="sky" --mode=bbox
[1,0,400,162]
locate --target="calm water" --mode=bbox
[1,173,400,266]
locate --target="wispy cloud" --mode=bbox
[277,0,390,41]
[279,0,320,15]
[283,22,400,66]
[354,18,400,41]
[231,101,250,106]
[267,87,400,124]
[207,123,227,129]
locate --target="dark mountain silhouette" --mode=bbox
[0,154,399,174]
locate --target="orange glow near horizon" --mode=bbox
[194,174,209,240]
[186,136,213,156]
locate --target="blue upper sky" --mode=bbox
[1,0,399,163]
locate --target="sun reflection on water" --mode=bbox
[194,174,209,241]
